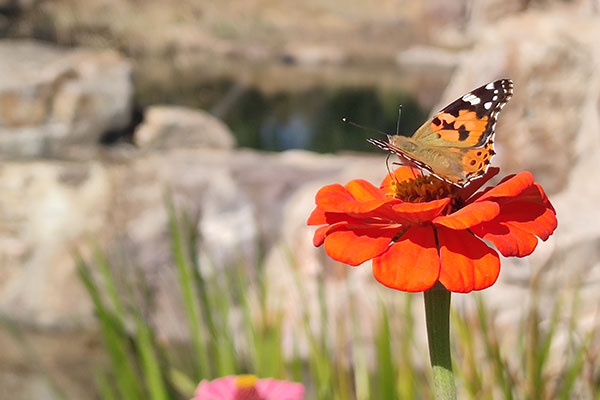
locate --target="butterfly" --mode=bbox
[368,79,513,187]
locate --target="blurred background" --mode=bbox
[0,0,599,399]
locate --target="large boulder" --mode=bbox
[0,40,132,157]
[0,160,110,327]
[134,105,236,150]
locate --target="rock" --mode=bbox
[395,45,461,71]
[0,328,99,400]
[280,44,346,67]
[0,40,132,157]
[134,106,235,150]
[0,146,383,325]
[0,160,110,327]
[434,10,600,194]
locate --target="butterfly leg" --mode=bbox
[385,154,401,186]
[392,161,419,181]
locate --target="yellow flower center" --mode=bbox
[387,175,462,210]
[235,375,259,388]
[233,375,264,400]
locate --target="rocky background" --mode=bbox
[0,0,599,398]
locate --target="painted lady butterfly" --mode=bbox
[368,79,513,187]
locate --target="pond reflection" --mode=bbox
[214,84,428,153]
[133,78,429,153]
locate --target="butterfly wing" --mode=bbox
[367,136,477,186]
[370,79,513,187]
[412,79,513,147]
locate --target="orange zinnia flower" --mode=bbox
[307,167,557,293]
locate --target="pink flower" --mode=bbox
[193,375,304,400]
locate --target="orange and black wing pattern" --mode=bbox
[367,79,513,186]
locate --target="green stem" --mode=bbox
[424,282,456,400]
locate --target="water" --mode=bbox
[218,84,428,153]
[133,78,429,153]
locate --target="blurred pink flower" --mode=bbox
[193,375,305,400]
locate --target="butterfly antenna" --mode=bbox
[396,105,402,135]
[341,117,389,137]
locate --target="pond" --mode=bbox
[129,78,429,153]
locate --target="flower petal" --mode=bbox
[323,225,399,266]
[313,225,331,246]
[433,201,499,230]
[495,201,557,240]
[307,207,327,225]
[470,221,539,257]
[315,183,354,211]
[194,377,236,398]
[477,171,534,201]
[255,378,305,399]
[436,227,500,293]
[346,179,386,201]
[372,225,440,292]
[315,182,394,214]
[391,198,450,224]
[470,201,557,257]
[516,183,556,214]
[311,210,379,226]
[535,183,556,213]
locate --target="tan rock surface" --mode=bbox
[134,105,236,150]
[0,40,132,157]
[0,161,110,327]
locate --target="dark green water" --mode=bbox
[221,85,428,153]
[134,78,429,153]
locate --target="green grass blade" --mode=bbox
[476,296,513,400]
[534,298,561,396]
[169,368,198,397]
[211,264,239,376]
[76,254,143,399]
[166,201,209,379]
[350,294,370,400]
[558,333,588,400]
[451,307,482,398]
[397,294,417,400]
[135,316,170,400]
[93,246,126,317]
[182,211,218,342]
[376,304,396,399]
[96,371,119,400]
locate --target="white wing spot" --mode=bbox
[486,82,495,89]
[462,93,481,105]
[494,89,499,94]
[484,101,492,110]
[492,95,498,101]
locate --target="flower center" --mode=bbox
[387,175,461,208]
[234,375,264,400]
